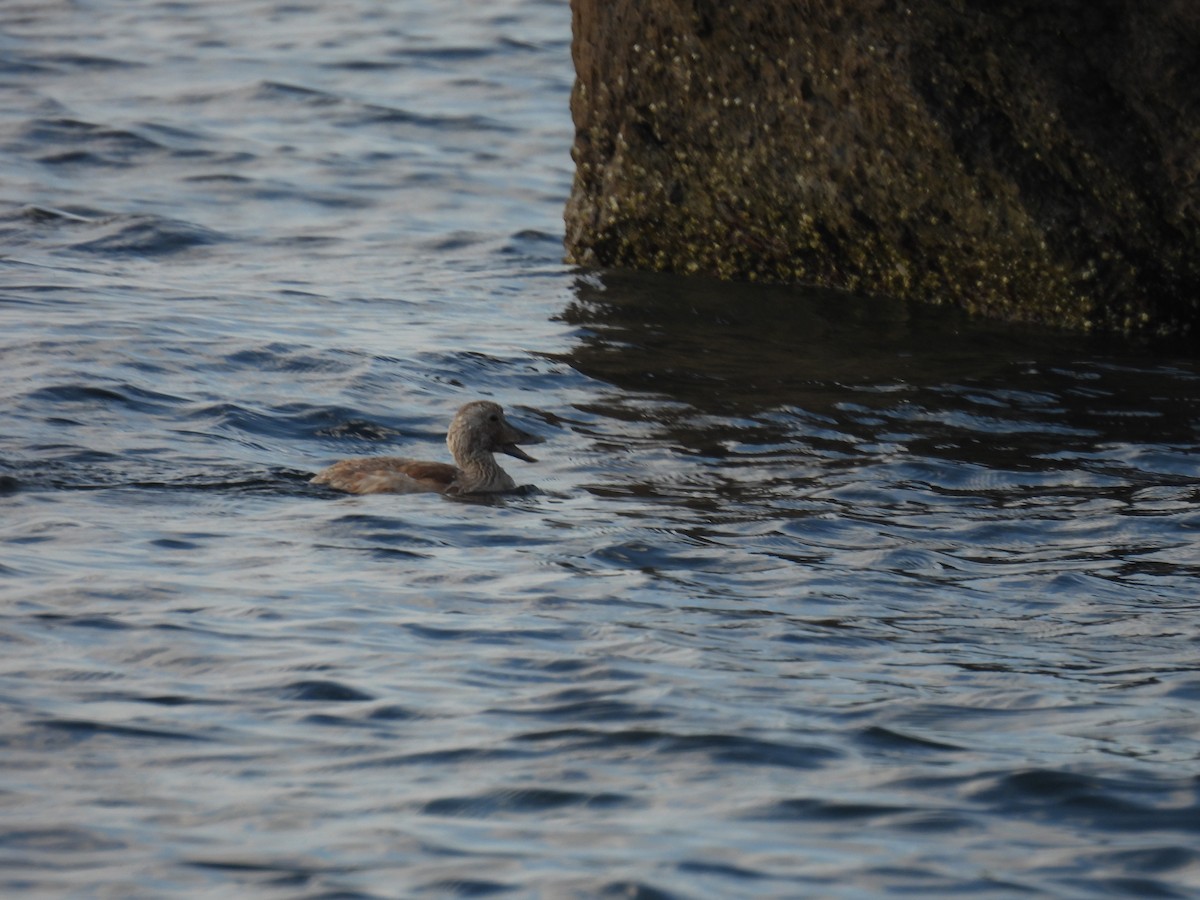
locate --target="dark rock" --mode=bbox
[565,0,1200,334]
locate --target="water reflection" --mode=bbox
[558,269,1200,466]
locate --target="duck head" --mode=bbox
[446,400,544,467]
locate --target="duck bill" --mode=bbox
[498,421,544,463]
[499,443,538,463]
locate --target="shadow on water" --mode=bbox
[555,269,1200,466]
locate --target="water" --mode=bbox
[3,1,1200,897]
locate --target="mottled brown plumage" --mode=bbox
[311,400,542,495]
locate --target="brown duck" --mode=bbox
[311,400,542,495]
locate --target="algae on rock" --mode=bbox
[565,0,1200,334]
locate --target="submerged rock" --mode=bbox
[565,0,1200,334]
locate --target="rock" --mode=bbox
[565,0,1200,333]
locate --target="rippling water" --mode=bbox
[3,2,1200,897]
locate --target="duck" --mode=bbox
[311,400,543,496]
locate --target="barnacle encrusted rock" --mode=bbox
[565,0,1200,333]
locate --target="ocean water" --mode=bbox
[3,1,1200,897]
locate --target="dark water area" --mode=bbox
[3,2,1200,898]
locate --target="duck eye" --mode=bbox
[488,414,499,422]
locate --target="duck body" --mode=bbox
[311,400,541,496]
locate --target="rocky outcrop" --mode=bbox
[565,1,1200,333]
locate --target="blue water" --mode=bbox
[3,2,1200,897]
